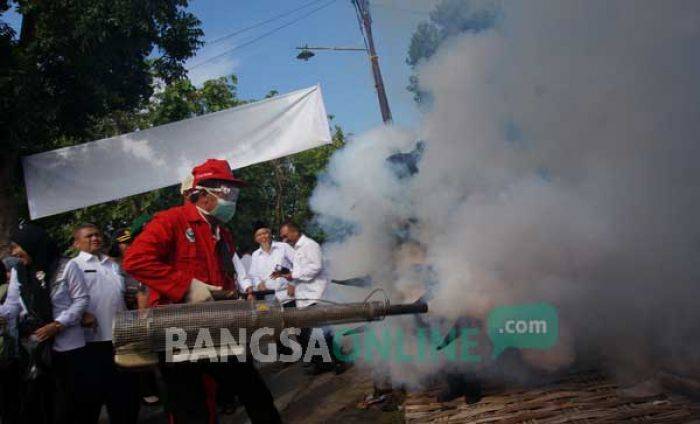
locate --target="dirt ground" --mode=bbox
[129,362,399,424]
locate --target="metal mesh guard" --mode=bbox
[113,300,419,354]
[113,300,284,353]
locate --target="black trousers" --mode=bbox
[293,302,340,366]
[0,361,21,424]
[78,341,140,424]
[160,358,280,424]
[10,345,83,424]
[52,347,83,424]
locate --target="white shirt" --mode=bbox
[233,253,253,292]
[0,261,89,352]
[249,241,296,304]
[290,235,329,308]
[69,251,126,342]
[240,253,252,272]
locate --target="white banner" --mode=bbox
[23,85,331,219]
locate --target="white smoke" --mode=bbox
[312,0,700,385]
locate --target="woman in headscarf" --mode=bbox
[0,223,89,424]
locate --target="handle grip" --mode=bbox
[385,302,428,316]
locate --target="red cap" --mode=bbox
[191,159,246,187]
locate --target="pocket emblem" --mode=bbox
[185,228,196,242]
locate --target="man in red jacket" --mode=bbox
[123,158,280,424]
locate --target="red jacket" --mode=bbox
[123,202,236,306]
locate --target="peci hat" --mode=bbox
[252,220,270,234]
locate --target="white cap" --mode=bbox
[180,174,194,195]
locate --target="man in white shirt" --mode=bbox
[70,223,138,424]
[72,225,126,343]
[248,222,296,306]
[278,222,328,309]
[278,221,345,374]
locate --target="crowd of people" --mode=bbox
[0,158,341,424]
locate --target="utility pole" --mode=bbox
[353,0,393,124]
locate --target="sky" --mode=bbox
[4,0,436,135]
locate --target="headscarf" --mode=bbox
[10,224,57,333]
[11,223,60,275]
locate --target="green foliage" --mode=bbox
[0,0,204,154]
[406,0,498,104]
[0,3,342,253]
[0,2,12,61]
[0,0,203,246]
[429,0,498,38]
[148,75,246,125]
[406,21,442,69]
[200,75,242,112]
[150,79,200,125]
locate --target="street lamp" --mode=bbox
[295,0,393,124]
[295,45,368,59]
[296,48,315,61]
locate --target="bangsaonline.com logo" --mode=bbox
[163,303,558,363]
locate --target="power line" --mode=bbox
[189,0,338,70]
[206,0,327,46]
[351,0,369,52]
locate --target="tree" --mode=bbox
[0,2,344,254]
[406,0,498,104]
[0,0,203,243]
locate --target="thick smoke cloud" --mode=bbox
[312,0,700,385]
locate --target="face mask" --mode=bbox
[199,185,239,223]
[211,197,237,223]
